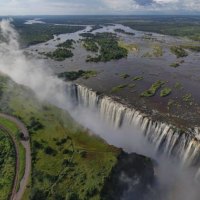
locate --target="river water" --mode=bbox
[26,22,200,127]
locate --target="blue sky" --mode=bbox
[0,0,199,15]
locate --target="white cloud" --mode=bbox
[0,0,102,15]
[154,0,178,3]
[0,0,199,15]
[154,0,200,11]
[102,0,139,11]
[102,0,200,13]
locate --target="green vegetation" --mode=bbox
[82,39,99,52]
[170,62,180,68]
[119,73,130,79]
[114,29,135,36]
[170,60,184,68]
[152,45,163,57]
[14,16,200,43]
[132,76,143,81]
[142,52,152,58]
[43,39,77,61]
[56,39,75,49]
[83,71,98,79]
[0,76,7,98]
[143,44,163,58]
[141,80,165,97]
[167,99,175,109]
[58,70,98,81]
[170,46,188,58]
[182,93,193,106]
[15,24,84,47]
[182,93,192,102]
[0,130,15,200]
[128,83,136,88]
[0,117,26,191]
[79,33,94,38]
[111,84,128,93]
[119,16,200,41]
[83,33,128,62]
[45,48,73,61]
[0,77,27,190]
[89,25,103,32]
[160,87,172,97]
[174,82,183,89]
[118,41,139,52]
[181,45,200,52]
[0,75,120,200]
[142,34,153,40]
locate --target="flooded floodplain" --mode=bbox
[26,22,200,128]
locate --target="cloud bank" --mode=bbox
[0,0,199,15]
[102,0,200,13]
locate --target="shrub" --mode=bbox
[31,189,47,200]
[63,159,70,166]
[28,117,44,131]
[33,141,44,150]
[170,46,188,58]
[80,150,87,158]
[58,70,97,81]
[141,80,165,97]
[57,39,75,49]
[160,87,172,97]
[111,84,128,93]
[86,187,98,197]
[66,192,80,200]
[45,48,73,61]
[44,146,57,156]
[170,62,180,68]
[132,76,143,81]
[120,73,130,79]
[63,149,73,155]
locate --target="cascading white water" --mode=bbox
[67,83,200,170]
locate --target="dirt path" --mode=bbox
[0,113,31,200]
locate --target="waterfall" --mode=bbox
[67,83,200,170]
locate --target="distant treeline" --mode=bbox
[7,15,200,47]
[11,18,85,47]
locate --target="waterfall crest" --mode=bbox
[67,83,200,169]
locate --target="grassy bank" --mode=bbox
[0,75,120,200]
[0,117,26,191]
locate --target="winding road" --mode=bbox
[0,113,31,200]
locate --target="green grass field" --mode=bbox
[0,117,26,190]
[0,130,15,200]
[0,75,120,200]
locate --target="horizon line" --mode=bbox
[1,14,200,17]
